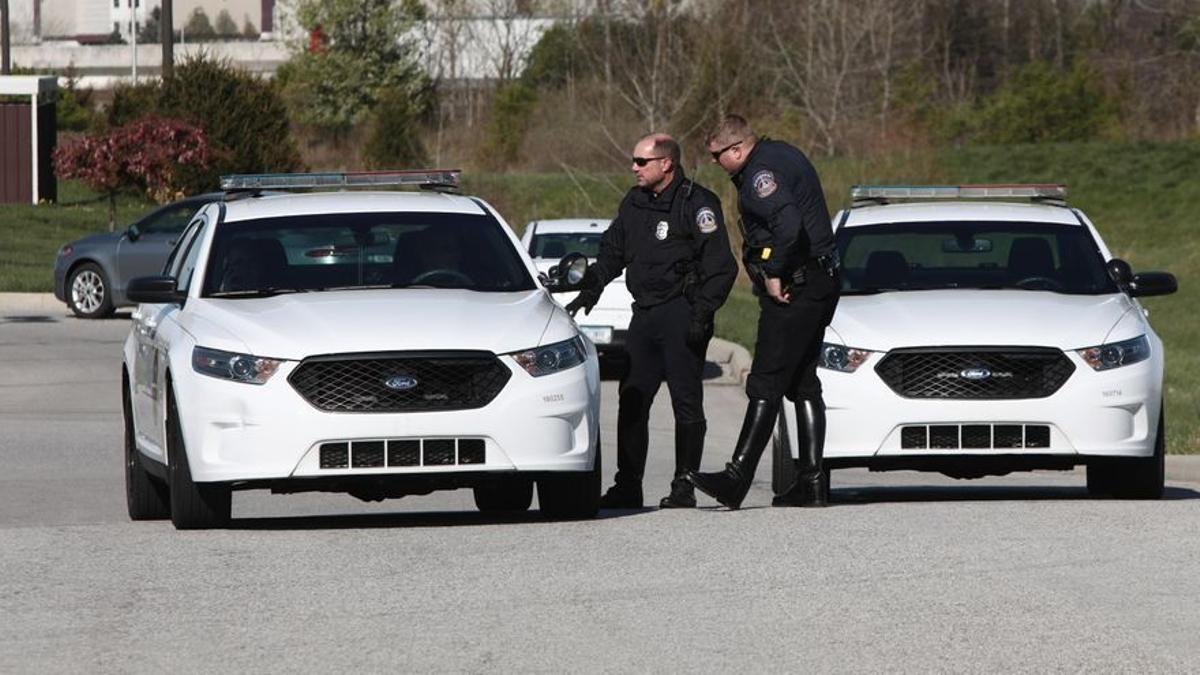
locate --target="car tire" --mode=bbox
[1110,406,1166,500]
[67,262,115,318]
[166,387,231,529]
[123,370,169,521]
[1085,460,1119,496]
[473,478,534,513]
[771,413,797,495]
[537,442,601,520]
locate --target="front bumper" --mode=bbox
[788,348,1163,464]
[52,257,69,302]
[172,353,600,483]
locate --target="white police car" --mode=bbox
[774,185,1178,500]
[121,171,601,529]
[520,218,634,356]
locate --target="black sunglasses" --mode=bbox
[710,140,743,161]
[631,155,666,167]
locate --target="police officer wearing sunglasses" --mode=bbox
[688,115,840,509]
[566,133,736,509]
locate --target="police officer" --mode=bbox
[567,133,737,509]
[688,115,840,509]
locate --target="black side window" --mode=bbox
[142,203,201,235]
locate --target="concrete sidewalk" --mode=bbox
[0,292,64,314]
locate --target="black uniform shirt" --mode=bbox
[591,172,737,317]
[732,138,835,278]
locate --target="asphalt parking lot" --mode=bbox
[2,298,1199,672]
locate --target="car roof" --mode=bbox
[528,218,612,234]
[219,191,488,222]
[842,201,1082,227]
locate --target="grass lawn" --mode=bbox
[2,141,1194,451]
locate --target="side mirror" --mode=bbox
[127,223,142,242]
[126,276,185,304]
[546,252,590,293]
[1107,258,1132,287]
[1128,271,1178,298]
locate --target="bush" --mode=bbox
[106,80,161,128]
[477,81,538,170]
[977,61,1118,144]
[363,86,429,168]
[106,55,302,192]
[54,116,211,228]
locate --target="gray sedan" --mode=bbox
[53,194,220,318]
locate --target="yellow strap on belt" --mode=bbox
[760,247,772,260]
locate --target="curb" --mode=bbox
[707,337,752,386]
[0,292,62,314]
[1166,456,1200,485]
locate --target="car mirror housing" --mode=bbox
[545,252,590,293]
[1128,271,1178,298]
[127,223,142,242]
[126,276,185,304]
[1107,258,1132,287]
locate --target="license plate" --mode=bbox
[580,325,613,344]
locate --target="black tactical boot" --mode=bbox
[686,399,779,509]
[598,483,643,509]
[660,421,706,509]
[772,397,830,507]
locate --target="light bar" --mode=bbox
[219,169,461,191]
[851,183,1067,203]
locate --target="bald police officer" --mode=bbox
[688,115,840,509]
[567,133,737,509]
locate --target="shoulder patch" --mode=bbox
[695,207,717,234]
[752,170,777,198]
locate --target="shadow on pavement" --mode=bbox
[228,506,650,530]
[1,315,59,324]
[828,483,1200,504]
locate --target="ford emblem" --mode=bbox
[384,374,419,391]
[960,367,992,381]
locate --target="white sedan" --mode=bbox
[520,218,634,356]
[122,172,602,529]
[774,185,1178,500]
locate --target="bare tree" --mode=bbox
[766,0,921,155]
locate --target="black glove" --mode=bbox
[565,290,600,317]
[686,313,713,352]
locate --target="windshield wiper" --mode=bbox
[208,287,310,298]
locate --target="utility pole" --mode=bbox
[161,0,174,79]
[1,0,11,75]
[130,0,138,81]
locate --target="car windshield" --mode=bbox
[530,232,604,259]
[838,221,1118,295]
[201,211,535,296]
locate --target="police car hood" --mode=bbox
[829,290,1136,351]
[183,289,557,359]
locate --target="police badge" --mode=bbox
[752,170,778,198]
[655,220,669,240]
[695,207,717,234]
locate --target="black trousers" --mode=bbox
[613,296,707,487]
[745,270,840,402]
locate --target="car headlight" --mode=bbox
[1076,335,1151,371]
[192,346,283,384]
[58,244,74,257]
[508,337,587,377]
[818,343,874,373]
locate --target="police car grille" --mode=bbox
[289,352,511,413]
[874,348,1074,399]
